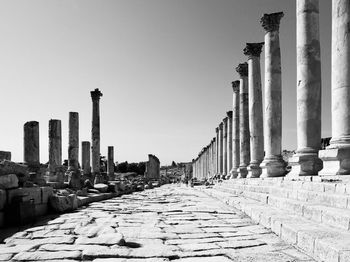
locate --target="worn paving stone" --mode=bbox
[2,185,314,261]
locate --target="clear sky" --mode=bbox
[0,0,332,166]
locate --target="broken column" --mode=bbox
[244,42,265,178]
[289,0,323,177]
[223,117,228,178]
[48,119,64,183]
[81,141,91,177]
[260,12,286,177]
[91,88,103,183]
[230,81,240,178]
[227,111,233,178]
[24,121,40,169]
[236,63,250,178]
[319,0,350,176]
[107,146,114,180]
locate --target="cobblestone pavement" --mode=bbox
[0,184,315,262]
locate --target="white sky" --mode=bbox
[0,0,332,165]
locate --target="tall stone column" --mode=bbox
[107,146,114,180]
[230,81,240,178]
[215,127,219,176]
[223,117,228,177]
[289,0,323,178]
[218,122,224,177]
[68,112,79,171]
[24,121,40,169]
[236,63,250,178]
[91,88,103,183]
[244,43,265,178]
[319,0,350,176]
[48,119,63,182]
[260,12,286,177]
[82,141,91,177]
[212,138,216,177]
[227,111,233,178]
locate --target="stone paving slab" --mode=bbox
[0,184,315,261]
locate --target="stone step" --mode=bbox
[201,186,350,262]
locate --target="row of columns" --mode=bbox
[193,0,350,179]
[23,88,116,185]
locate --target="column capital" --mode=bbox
[236,63,248,77]
[91,88,103,101]
[223,117,228,123]
[213,137,216,142]
[219,122,223,129]
[232,80,240,93]
[227,111,233,118]
[243,42,264,58]
[260,12,284,32]
[216,127,219,133]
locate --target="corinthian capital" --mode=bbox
[260,12,284,32]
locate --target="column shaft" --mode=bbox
[231,81,240,178]
[82,141,91,176]
[223,117,228,177]
[68,112,79,171]
[219,123,224,176]
[24,121,40,167]
[227,112,233,178]
[107,146,114,180]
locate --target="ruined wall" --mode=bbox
[144,154,160,180]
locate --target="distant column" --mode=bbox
[91,88,103,183]
[319,0,350,176]
[48,119,62,175]
[68,112,79,171]
[24,121,40,169]
[289,0,323,177]
[82,141,91,176]
[230,81,240,178]
[236,63,250,178]
[227,111,233,178]
[218,122,224,177]
[215,127,219,175]
[260,12,286,177]
[244,42,265,178]
[107,146,114,180]
[223,117,228,177]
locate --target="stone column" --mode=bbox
[288,0,323,178]
[223,117,228,178]
[236,63,250,178]
[91,88,103,183]
[218,122,224,177]
[212,138,216,178]
[260,12,286,177]
[24,121,40,169]
[230,81,240,178]
[227,111,233,178]
[215,127,219,176]
[319,0,350,176]
[82,141,91,176]
[48,119,63,182]
[68,112,79,171]
[107,146,114,180]
[244,43,265,178]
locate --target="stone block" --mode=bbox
[302,182,325,192]
[302,205,322,222]
[270,216,283,236]
[0,189,6,210]
[314,238,340,262]
[340,251,350,262]
[318,193,348,208]
[94,183,108,193]
[0,151,11,161]
[280,223,298,244]
[324,183,337,193]
[7,187,41,205]
[336,183,347,194]
[321,208,350,230]
[49,194,78,213]
[41,187,54,203]
[35,203,48,216]
[0,174,18,189]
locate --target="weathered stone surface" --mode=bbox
[49,194,78,212]
[0,160,28,177]
[0,174,18,189]
[94,183,108,193]
[12,250,81,261]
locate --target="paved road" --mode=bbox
[0,184,314,261]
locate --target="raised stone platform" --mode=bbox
[199,177,350,262]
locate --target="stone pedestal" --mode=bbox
[82,141,91,177]
[244,43,265,178]
[91,88,103,184]
[230,81,240,178]
[227,111,233,178]
[107,146,114,180]
[48,119,63,183]
[260,12,286,177]
[288,0,323,178]
[236,63,250,178]
[319,0,350,176]
[223,117,228,177]
[24,121,40,169]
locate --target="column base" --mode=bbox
[319,147,350,176]
[260,156,286,177]
[237,166,248,178]
[247,164,262,178]
[287,153,323,178]
[229,168,239,179]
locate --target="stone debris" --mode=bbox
[1,185,314,261]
